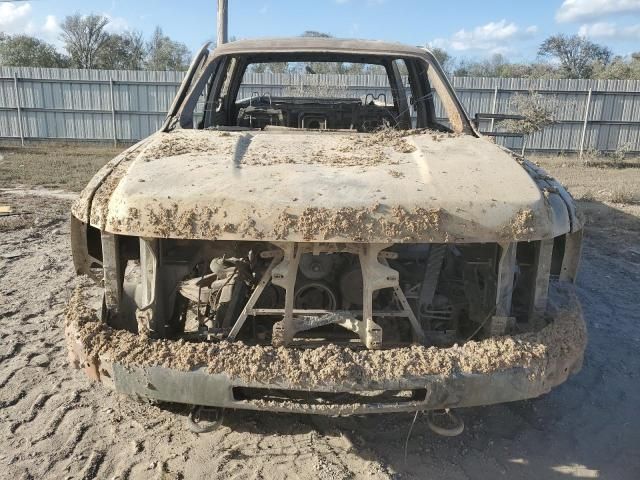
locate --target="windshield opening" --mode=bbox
[176,51,468,134]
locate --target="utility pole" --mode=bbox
[217,0,228,46]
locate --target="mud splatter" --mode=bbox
[239,128,451,167]
[71,149,139,223]
[107,203,443,243]
[65,283,586,388]
[144,130,235,160]
[88,154,139,229]
[273,205,443,242]
[502,208,535,240]
[240,149,391,167]
[108,204,268,240]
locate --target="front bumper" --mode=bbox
[65,284,586,416]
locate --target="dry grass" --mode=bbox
[533,154,640,205]
[609,188,638,205]
[0,215,31,233]
[0,142,125,192]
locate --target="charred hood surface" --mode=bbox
[72,129,579,243]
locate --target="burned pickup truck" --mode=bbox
[66,38,586,416]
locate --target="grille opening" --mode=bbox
[232,387,428,406]
[512,241,537,324]
[551,234,566,278]
[86,225,103,262]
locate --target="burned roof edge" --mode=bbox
[212,37,431,58]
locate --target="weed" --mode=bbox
[609,188,636,205]
[581,146,600,166]
[578,190,596,202]
[611,142,633,165]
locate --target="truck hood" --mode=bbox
[76,129,575,243]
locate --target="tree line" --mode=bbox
[245,32,640,80]
[1,20,640,80]
[432,34,640,80]
[0,14,192,71]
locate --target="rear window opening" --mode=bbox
[233,61,397,131]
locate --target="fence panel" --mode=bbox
[1,66,639,153]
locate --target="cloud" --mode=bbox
[42,15,60,35]
[103,14,130,34]
[431,20,538,54]
[579,21,640,39]
[0,3,134,49]
[557,0,640,23]
[0,3,63,47]
[0,3,33,34]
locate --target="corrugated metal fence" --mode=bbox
[0,67,182,144]
[1,66,639,153]
[453,76,640,153]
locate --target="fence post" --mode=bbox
[489,85,499,132]
[109,78,117,147]
[217,0,228,46]
[579,88,592,159]
[13,72,24,147]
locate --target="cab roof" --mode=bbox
[213,37,429,58]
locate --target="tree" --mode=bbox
[538,34,612,79]
[300,31,332,38]
[429,47,453,74]
[96,31,145,70]
[145,27,191,71]
[591,54,640,80]
[249,62,290,74]
[0,34,68,68]
[60,14,110,69]
[454,54,513,77]
[296,31,371,74]
[499,92,558,155]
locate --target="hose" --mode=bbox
[187,405,225,434]
[426,409,465,437]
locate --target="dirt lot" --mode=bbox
[0,143,122,192]
[1,145,639,479]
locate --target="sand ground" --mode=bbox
[0,147,639,479]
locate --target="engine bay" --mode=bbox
[102,238,558,349]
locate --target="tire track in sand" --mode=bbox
[9,391,55,434]
[39,422,89,478]
[30,390,83,444]
[0,342,23,362]
[79,450,105,480]
[0,389,27,409]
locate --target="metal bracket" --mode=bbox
[530,238,554,329]
[271,244,302,346]
[378,256,425,343]
[227,252,283,340]
[228,243,427,349]
[487,242,516,336]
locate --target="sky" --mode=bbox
[1,0,639,61]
